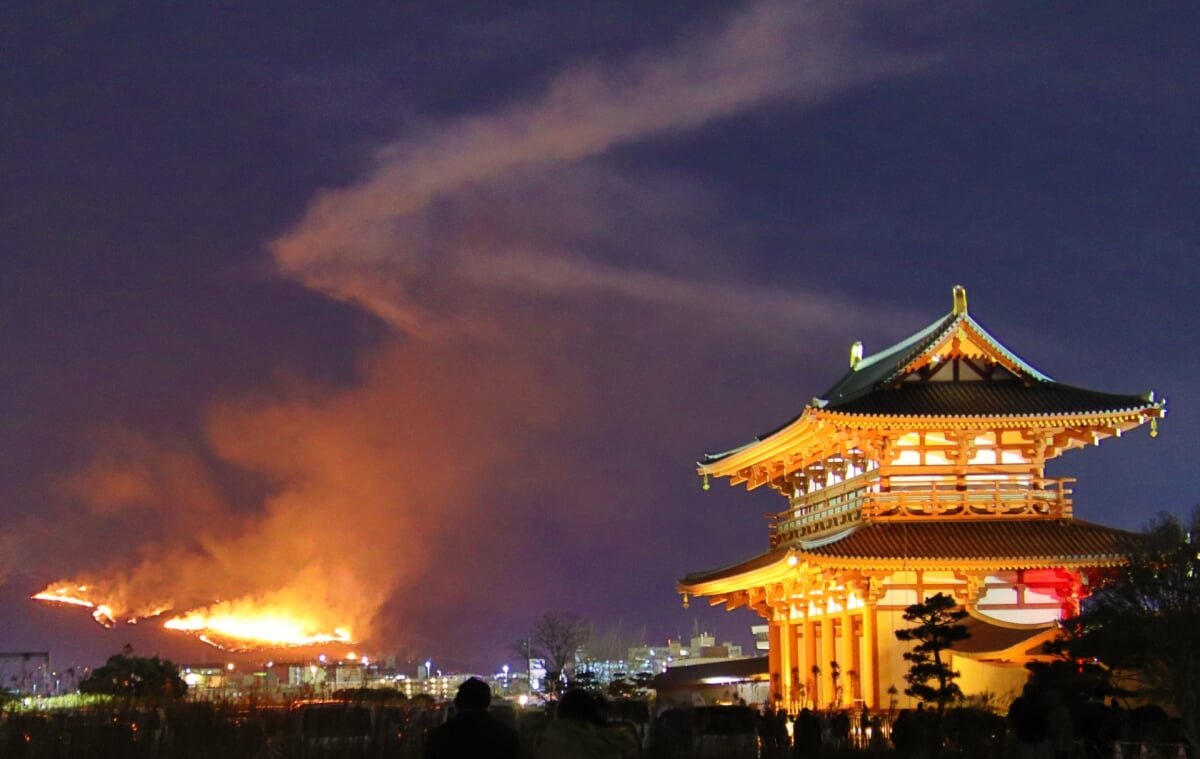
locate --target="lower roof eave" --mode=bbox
[795,555,1129,573]
[680,551,1127,596]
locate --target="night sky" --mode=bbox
[2,2,1197,673]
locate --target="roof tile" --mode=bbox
[681,519,1141,586]
[826,381,1155,417]
[809,519,1140,561]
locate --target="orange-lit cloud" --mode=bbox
[57,427,226,522]
[34,339,563,648]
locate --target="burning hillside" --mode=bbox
[33,583,354,651]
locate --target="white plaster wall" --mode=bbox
[975,606,1059,626]
[952,655,1025,709]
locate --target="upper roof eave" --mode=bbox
[697,392,1164,479]
[812,403,1165,427]
[697,407,820,476]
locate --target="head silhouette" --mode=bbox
[557,689,599,723]
[454,677,492,711]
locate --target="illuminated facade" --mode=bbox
[679,287,1165,710]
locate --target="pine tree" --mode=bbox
[895,592,970,714]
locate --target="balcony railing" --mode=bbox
[768,476,1075,547]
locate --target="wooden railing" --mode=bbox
[867,478,1074,520]
[769,476,1075,547]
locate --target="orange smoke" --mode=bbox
[31,336,562,652]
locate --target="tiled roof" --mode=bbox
[820,309,1054,406]
[807,519,1140,563]
[825,381,1156,418]
[820,314,956,404]
[699,300,1163,469]
[681,519,1141,586]
[652,656,770,689]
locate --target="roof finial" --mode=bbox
[850,341,864,369]
[952,285,968,316]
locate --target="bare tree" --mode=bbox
[516,612,591,679]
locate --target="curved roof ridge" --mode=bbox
[819,312,955,404]
[822,309,1058,407]
[953,313,1053,383]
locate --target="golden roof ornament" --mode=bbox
[952,284,968,316]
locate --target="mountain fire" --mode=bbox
[32,583,354,651]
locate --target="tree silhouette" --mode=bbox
[515,612,591,689]
[894,592,969,714]
[1054,508,1200,756]
[79,650,186,701]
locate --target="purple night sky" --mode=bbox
[1,2,1197,673]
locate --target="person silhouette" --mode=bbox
[535,688,636,759]
[1008,683,1050,759]
[424,677,521,759]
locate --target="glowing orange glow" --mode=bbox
[32,582,355,650]
[164,606,353,650]
[32,587,95,609]
[92,605,116,628]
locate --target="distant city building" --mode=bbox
[0,651,51,696]
[528,658,546,693]
[178,657,475,702]
[653,656,769,709]
[750,625,769,653]
[571,633,749,686]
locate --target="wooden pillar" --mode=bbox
[804,616,817,708]
[862,602,878,709]
[821,609,835,709]
[839,604,855,705]
[786,610,801,713]
[779,613,793,708]
[768,619,782,706]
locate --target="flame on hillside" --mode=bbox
[163,604,353,650]
[32,583,354,651]
[32,586,119,628]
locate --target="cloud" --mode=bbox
[269,0,923,339]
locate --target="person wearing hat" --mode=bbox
[425,677,521,759]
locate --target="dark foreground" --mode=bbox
[0,701,1190,759]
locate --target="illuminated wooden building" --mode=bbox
[679,287,1165,710]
